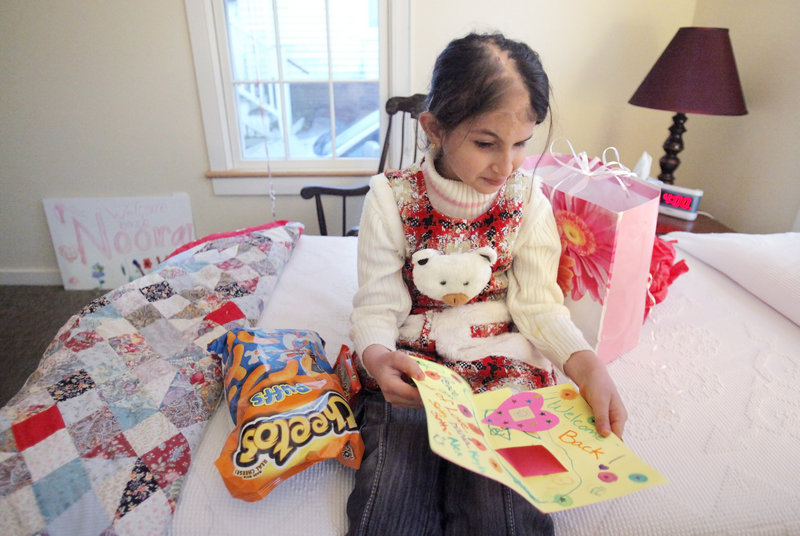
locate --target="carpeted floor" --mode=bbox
[0,285,105,407]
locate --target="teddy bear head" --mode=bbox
[411,246,497,307]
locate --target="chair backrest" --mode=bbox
[299,183,370,236]
[378,93,428,173]
[300,93,427,236]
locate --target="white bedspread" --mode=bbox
[172,235,358,536]
[173,233,800,536]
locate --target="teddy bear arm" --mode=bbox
[398,313,426,342]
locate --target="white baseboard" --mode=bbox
[0,268,63,286]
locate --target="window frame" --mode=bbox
[185,0,410,187]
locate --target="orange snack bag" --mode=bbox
[210,328,363,502]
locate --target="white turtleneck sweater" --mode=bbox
[350,152,592,373]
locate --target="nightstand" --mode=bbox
[656,213,734,235]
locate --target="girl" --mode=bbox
[347,32,627,536]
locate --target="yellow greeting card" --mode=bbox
[411,357,666,512]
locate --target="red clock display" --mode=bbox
[661,192,694,211]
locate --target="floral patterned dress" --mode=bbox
[386,164,556,393]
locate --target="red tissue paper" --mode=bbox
[644,236,689,320]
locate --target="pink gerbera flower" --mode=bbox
[551,192,616,304]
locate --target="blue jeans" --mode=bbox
[346,391,554,536]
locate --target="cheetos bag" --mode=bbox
[209,328,363,502]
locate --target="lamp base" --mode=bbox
[658,112,687,185]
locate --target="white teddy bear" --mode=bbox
[398,247,546,366]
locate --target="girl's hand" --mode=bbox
[564,350,628,438]
[361,344,426,408]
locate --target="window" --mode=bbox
[186,0,409,182]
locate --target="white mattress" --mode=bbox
[172,233,800,535]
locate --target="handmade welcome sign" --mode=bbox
[43,193,194,289]
[411,357,666,512]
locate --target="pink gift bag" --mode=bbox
[522,147,660,363]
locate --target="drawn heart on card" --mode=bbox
[482,392,559,433]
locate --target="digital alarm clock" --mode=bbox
[648,179,704,221]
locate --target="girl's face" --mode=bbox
[421,82,536,195]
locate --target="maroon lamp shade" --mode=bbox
[630,27,747,184]
[630,27,747,116]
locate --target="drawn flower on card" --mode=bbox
[560,387,579,400]
[552,194,615,304]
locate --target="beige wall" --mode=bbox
[408,0,696,158]
[690,0,800,233]
[1,0,796,284]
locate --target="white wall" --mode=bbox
[1,0,796,285]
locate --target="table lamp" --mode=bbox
[629,27,747,185]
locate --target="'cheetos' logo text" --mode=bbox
[234,391,357,470]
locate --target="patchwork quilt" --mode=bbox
[0,221,304,536]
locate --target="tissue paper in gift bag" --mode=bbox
[523,150,660,363]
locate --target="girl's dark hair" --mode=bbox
[426,32,551,133]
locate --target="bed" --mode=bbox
[2,222,799,535]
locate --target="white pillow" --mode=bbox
[668,232,800,326]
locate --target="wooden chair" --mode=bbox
[300,94,427,236]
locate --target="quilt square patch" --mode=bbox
[108,332,161,369]
[125,303,163,330]
[235,277,259,294]
[227,264,261,284]
[47,369,96,402]
[0,486,46,535]
[83,431,137,460]
[214,274,250,298]
[192,264,223,289]
[139,319,190,358]
[157,265,187,280]
[12,404,64,451]
[204,301,245,326]
[62,330,104,353]
[96,370,145,406]
[94,316,138,339]
[140,433,190,489]
[107,396,159,433]
[79,296,111,316]
[31,456,88,520]
[22,428,78,481]
[138,370,178,408]
[235,246,267,264]
[139,281,176,303]
[47,487,110,536]
[215,257,245,271]
[57,388,105,425]
[81,343,129,385]
[111,289,150,316]
[69,406,123,456]
[134,358,176,386]
[151,293,191,318]
[113,486,171,536]
[0,452,32,497]
[123,413,179,456]
[114,458,159,520]
[159,390,210,429]
[172,300,213,320]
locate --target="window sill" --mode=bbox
[205,169,375,178]
[208,171,374,196]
